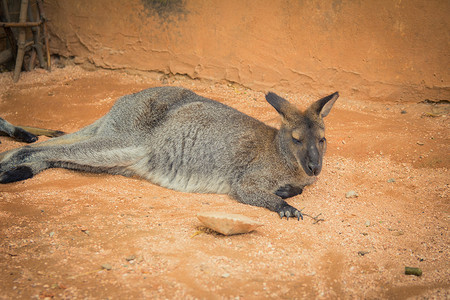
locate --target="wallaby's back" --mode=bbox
[120,87,278,194]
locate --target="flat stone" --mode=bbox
[197,212,263,236]
[346,190,359,198]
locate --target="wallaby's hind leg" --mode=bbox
[0,133,145,184]
[0,117,65,144]
[0,118,38,143]
[0,162,46,183]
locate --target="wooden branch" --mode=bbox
[405,267,422,276]
[13,0,29,82]
[27,3,46,69]
[0,21,42,27]
[36,0,51,70]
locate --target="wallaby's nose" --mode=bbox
[307,162,321,176]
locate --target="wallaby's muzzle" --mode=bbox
[302,144,322,176]
[306,161,321,176]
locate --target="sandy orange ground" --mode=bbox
[0,66,448,299]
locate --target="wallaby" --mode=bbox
[0,87,338,220]
[0,117,65,144]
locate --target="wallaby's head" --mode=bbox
[265,92,339,176]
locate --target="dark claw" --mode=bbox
[285,210,291,220]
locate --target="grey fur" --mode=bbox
[0,87,338,219]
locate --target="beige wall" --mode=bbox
[46,0,449,102]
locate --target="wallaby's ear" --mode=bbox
[265,92,299,122]
[310,92,339,118]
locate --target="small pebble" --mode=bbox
[125,255,136,262]
[49,232,55,237]
[101,264,112,270]
[365,221,371,227]
[346,190,359,198]
[358,250,370,256]
[221,273,230,278]
[387,178,396,183]
[392,230,404,236]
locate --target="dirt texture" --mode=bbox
[0,66,449,299]
[43,0,450,103]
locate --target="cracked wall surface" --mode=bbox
[45,0,449,102]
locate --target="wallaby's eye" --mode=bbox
[292,137,302,145]
[319,137,326,145]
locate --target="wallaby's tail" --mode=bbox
[14,126,66,138]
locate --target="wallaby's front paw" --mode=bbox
[277,204,303,221]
